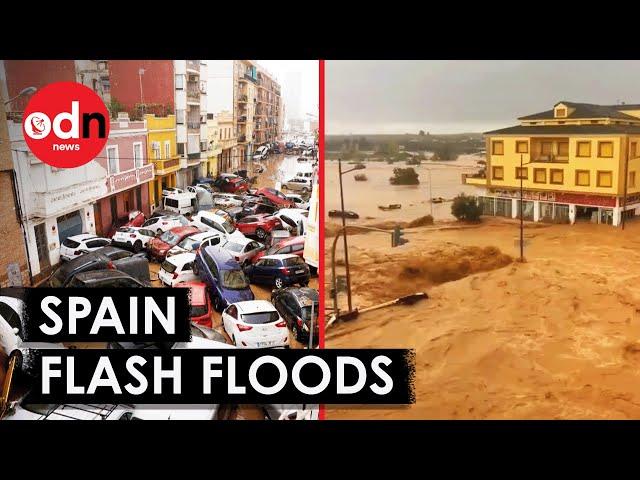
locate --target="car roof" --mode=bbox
[234,300,277,314]
[165,192,196,199]
[262,254,299,261]
[95,246,130,258]
[277,208,308,216]
[203,246,238,269]
[73,270,134,281]
[164,252,196,265]
[286,287,318,305]
[191,231,222,241]
[277,235,305,247]
[68,233,98,241]
[197,210,227,221]
[54,251,109,274]
[167,226,199,235]
[174,281,208,304]
[223,236,254,246]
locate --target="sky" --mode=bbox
[326,60,640,135]
[206,60,318,122]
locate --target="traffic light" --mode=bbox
[392,226,407,247]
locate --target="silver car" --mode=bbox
[281,177,312,193]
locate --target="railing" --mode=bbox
[531,154,569,163]
[153,157,181,172]
[238,94,248,102]
[187,87,200,99]
[238,116,247,123]
[243,73,257,83]
[187,121,200,130]
[186,60,200,72]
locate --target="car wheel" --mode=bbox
[133,240,142,253]
[274,277,284,289]
[255,227,266,239]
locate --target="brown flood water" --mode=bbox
[325,155,482,223]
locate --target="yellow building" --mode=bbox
[145,114,181,208]
[463,101,640,226]
[205,114,222,178]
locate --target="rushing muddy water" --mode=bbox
[325,155,482,222]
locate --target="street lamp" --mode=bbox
[3,86,37,106]
[337,157,366,313]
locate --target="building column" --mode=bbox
[533,200,540,222]
[613,206,621,227]
[149,180,156,207]
[569,204,576,225]
[511,198,518,219]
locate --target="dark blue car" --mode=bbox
[243,254,310,289]
[194,246,255,311]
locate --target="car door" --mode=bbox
[239,217,256,235]
[221,304,238,339]
[251,259,267,283]
[275,292,293,327]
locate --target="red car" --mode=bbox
[252,235,305,264]
[175,281,212,327]
[124,210,145,228]
[215,176,249,193]
[148,226,200,261]
[256,187,295,208]
[235,214,281,240]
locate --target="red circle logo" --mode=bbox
[22,82,110,168]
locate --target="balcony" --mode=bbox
[187,121,200,130]
[238,116,247,123]
[530,153,569,164]
[153,156,181,175]
[238,135,247,143]
[187,86,200,100]
[238,94,248,102]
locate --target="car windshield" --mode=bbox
[221,220,235,234]
[21,404,59,416]
[221,269,249,289]
[178,236,203,250]
[223,242,244,253]
[159,231,181,245]
[117,227,133,233]
[190,304,209,318]
[241,311,280,324]
[283,256,305,267]
[161,260,177,274]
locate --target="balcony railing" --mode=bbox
[186,60,200,72]
[187,87,200,100]
[238,116,247,123]
[238,94,248,102]
[187,121,200,130]
[531,154,569,163]
[153,157,181,173]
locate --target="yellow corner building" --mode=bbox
[145,114,181,208]
[464,101,640,226]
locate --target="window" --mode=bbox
[629,171,636,188]
[598,142,613,158]
[577,142,591,157]
[632,142,638,159]
[541,142,553,155]
[176,109,185,124]
[492,141,504,155]
[597,170,613,188]
[177,143,185,156]
[575,170,590,186]
[558,142,569,157]
[152,141,161,160]
[555,108,567,118]
[133,142,143,168]
[515,167,528,179]
[534,168,547,183]
[164,141,171,159]
[107,146,119,174]
[175,74,185,89]
[516,141,528,154]
[550,169,564,185]
[492,166,504,180]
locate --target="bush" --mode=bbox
[389,167,420,185]
[451,194,481,222]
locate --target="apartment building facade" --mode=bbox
[146,113,180,208]
[175,60,208,187]
[463,101,640,227]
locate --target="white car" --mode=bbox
[111,226,157,253]
[285,194,309,210]
[158,253,198,287]
[191,210,245,240]
[4,403,134,421]
[220,238,265,265]
[162,186,184,197]
[166,231,226,257]
[59,234,111,261]
[273,209,309,236]
[212,193,245,208]
[262,404,320,420]
[142,215,190,235]
[128,405,220,420]
[221,300,289,349]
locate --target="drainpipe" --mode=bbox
[622,136,629,230]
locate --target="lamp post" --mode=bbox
[3,86,37,106]
[337,157,366,313]
[519,154,533,262]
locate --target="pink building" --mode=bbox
[93,115,154,236]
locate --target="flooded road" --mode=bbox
[325,155,482,223]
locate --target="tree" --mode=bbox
[419,130,425,136]
[389,167,420,185]
[451,194,482,222]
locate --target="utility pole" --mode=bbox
[338,157,353,312]
[520,154,524,261]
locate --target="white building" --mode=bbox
[8,122,107,281]
[175,60,207,187]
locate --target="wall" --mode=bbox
[3,60,75,109]
[109,60,174,112]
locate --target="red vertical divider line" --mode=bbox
[318,59,326,420]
